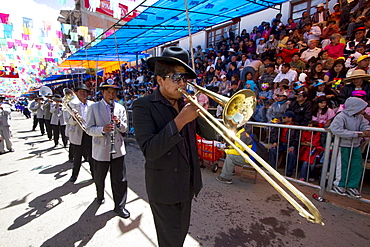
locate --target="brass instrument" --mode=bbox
[62,88,87,132]
[181,82,323,225]
[109,100,117,154]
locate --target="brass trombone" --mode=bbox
[62,88,87,132]
[180,82,323,225]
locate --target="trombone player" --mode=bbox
[86,79,130,219]
[65,84,94,183]
[132,47,215,247]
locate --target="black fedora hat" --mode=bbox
[98,79,122,90]
[147,46,197,79]
[53,94,63,101]
[74,84,90,92]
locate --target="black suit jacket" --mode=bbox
[132,89,215,204]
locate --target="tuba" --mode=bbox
[62,88,87,132]
[180,82,323,225]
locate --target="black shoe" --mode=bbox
[96,198,105,205]
[114,208,130,219]
[69,176,77,182]
[9,148,15,152]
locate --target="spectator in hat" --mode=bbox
[287,91,312,126]
[273,63,298,90]
[300,39,322,63]
[346,55,370,77]
[339,69,370,103]
[308,79,339,106]
[218,74,231,96]
[256,38,266,55]
[269,110,299,176]
[0,95,14,154]
[266,91,290,122]
[264,34,279,56]
[345,43,367,69]
[330,3,342,25]
[273,79,292,100]
[259,63,277,89]
[312,3,330,27]
[345,27,370,55]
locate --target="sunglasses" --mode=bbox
[164,73,190,83]
[277,95,286,97]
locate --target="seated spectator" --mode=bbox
[290,52,306,73]
[254,83,273,122]
[264,34,279,57]
[275,56,284,72]
[266,91,290,122]
[273,79,292,100]
[273,63,298,89]
[237,53,250,71]
[269,111,299,176]
[321,21,340,48]
[308,79,339,107]
[323,33,345,59]
[205,66,216,83]
[227,80,239,98]
[346,0,370,38]
[243,72,258,93]
[258,57,273,76]
[246,40,257,55]
[256,38,266,55]
[218,75,231,96]
[331,97,370,199]
[317,50,334,71]
[298,121,322,182]
[311,3,330,28]
[240,56,263,82]
[292,80,307,95]
[206,75,221,89]
[276,40,299,63]
[305,63,326,87]
[226,61,239,81]
[287,91,312,126]
[346,55,370,77]
[300,39,321,63]
[311,96,335,128]
[330,3,342,26]
[297,11,311,30]
[303,22,322,42]
[286,18,297,32]
[345,43,367,69]
[324,59,347,90]
[215,124,253,184]
[344,27,370,55]
[339,69,370,103]
[259,63,277,89]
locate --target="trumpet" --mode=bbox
[62,88,87,132]
[109,100,117,154]
[181,82,323,225]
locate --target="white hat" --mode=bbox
[316,3,324,7]
[228,48,235,52]
[221,75,226,79]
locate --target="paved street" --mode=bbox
[1,112,370,247]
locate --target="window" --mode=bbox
[291,0,326,22]
[206,23,239,48]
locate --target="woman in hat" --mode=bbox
[339,69,370,103]
[132,47,215,247]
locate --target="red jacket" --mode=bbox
[277,48,299,63]
[299,130,323,165]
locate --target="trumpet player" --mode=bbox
[0,95,14,154]
[132,47,215,247]
[43,93,54,141]
[66,84,94,183]
[29,96,45,136]
[50,94,67,148]
[86,79,130,219]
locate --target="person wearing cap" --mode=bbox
[132,46,215,247]
[344,43,367,68]
[50,94,68,148]
[331,97,370,199]
[86,79,130,219]
[218,74,231,96]
[269,110,300,176]
[339,69,370,103]
[273,63,298,90]
[312,3,330,27]
[286,90,312,126]
[301,39,321,63]
[308,79,339,105]
[346,55,370,77]
[330,3,342,25]
[66,84,94,183]
[266,91,290,123]
[29,96,45,136]
[345,27,370,55]
[0,95,14,154]
[43,93,54,141]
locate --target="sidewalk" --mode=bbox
[1,112,370,247]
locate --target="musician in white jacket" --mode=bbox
[0,95,14,154]
[50,94,67,147]
[65,84,94,183]
[86,80,129,219]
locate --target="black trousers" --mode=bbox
[51,124,67,147]
[37,118,45,135]
[32,115,38,130]
[149,188,194,247]
[94,155,127,210]
[71,133,94,179]
[44,119,52,140]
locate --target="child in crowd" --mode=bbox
[244,72,258,94]
[298,121,323,182]
[273,79,292,100]
[266,91,290,123]
[253,83,272,122]
[331,97,370,199]
[311,96,335,128]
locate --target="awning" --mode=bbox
[69,0,285,58]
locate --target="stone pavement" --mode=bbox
[0,112,370,247]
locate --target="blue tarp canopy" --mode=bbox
[41,71,104,83]
[68,0,285,58]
